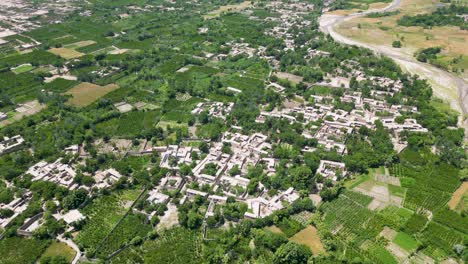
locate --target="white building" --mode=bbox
[147,189,170,205]
[94,168,122,189]
[27,159,77,189]
[317,160,347,182]
[0,192,31,228]
[0,135,25,155]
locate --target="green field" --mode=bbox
[0,237,49,264]
[11,64,35,74]
[110,228,203,264]
[393,232,419,252]
[76,189,141,254]
[40,241,76,263]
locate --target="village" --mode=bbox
[0,0,431,239]
[0,0,465,263]
[1,72,429,234]
[0,0,79,51]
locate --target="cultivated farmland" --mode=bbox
[289,225,325,256]
[65,82,119,107]
[48,47,84,59]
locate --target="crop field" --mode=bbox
[161,98,202,122]
[319,148,466,261]
[420,222,465,258]
[393,232,418,252]
[96,213,151,258]
[351,167,407,210]
[289,225,325,255]
[277,217,304,237]
[265,225,284,234]
[143,228,202,263]
[48,47,84,59]
[63,40,97,49]
[26,17,113,49]
[109,246,144,264]
[116,110,160,137]
[11,63,35,74]
[362,241,397,264]
[203,1,253,19]
[0,99,46,128]
[95,110,160,138]
[0,71,44,102]
[318,189,431,262]
[345,173,371,189]
[276,72,304,84]
[113,156,151,175]
[65,82,119,107]
[391,149,460,212]
[320,191,378,244]
[158,55,188,75]
[109,228,203,264]
[0,237,49,264]
[433,208,468,234]
[223,75,265,92]
[447,181,467,211]
[75,189,141,254]
[216,57,271,81]
[41,241,76,263]
[43,78,79,93]
[0,50,63,68]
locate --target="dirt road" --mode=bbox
[319,0,468,129]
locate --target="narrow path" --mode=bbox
[319,0,468,131]
[57,235,82,264]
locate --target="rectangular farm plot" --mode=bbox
[393,232,419,252]
[65,82,119,107]
[447,182,468,211]
[41,241,76,263]
[63,40,96,49]
[48,47,84,59]
[289,225,325,256]
[204,1,253,19]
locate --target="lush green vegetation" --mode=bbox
[393,232,418,252]
[0,237,50,264]
[398,4,468,30]
[76,189,141,255]
[415,47,442,63]
[40,241,76,264]
[329,0,392,11]
[110,228,203,264]
[0,0,465,263]
[366,10,400,18]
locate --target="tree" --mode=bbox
[392,41,402,48]
[206,216,217,228]
[320,186,341,202]
[291,165,313,191]
[33,217,65,239]
[228,165,241,176]
[199,142,209,153]
[273,242,312,264]
[0,208,14,218]
[131,236,143,246]
[254,229,288,251]
[179,164,192,176]
[62,189,88,210]
[187,211,203,229]
[199,111,209,124]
